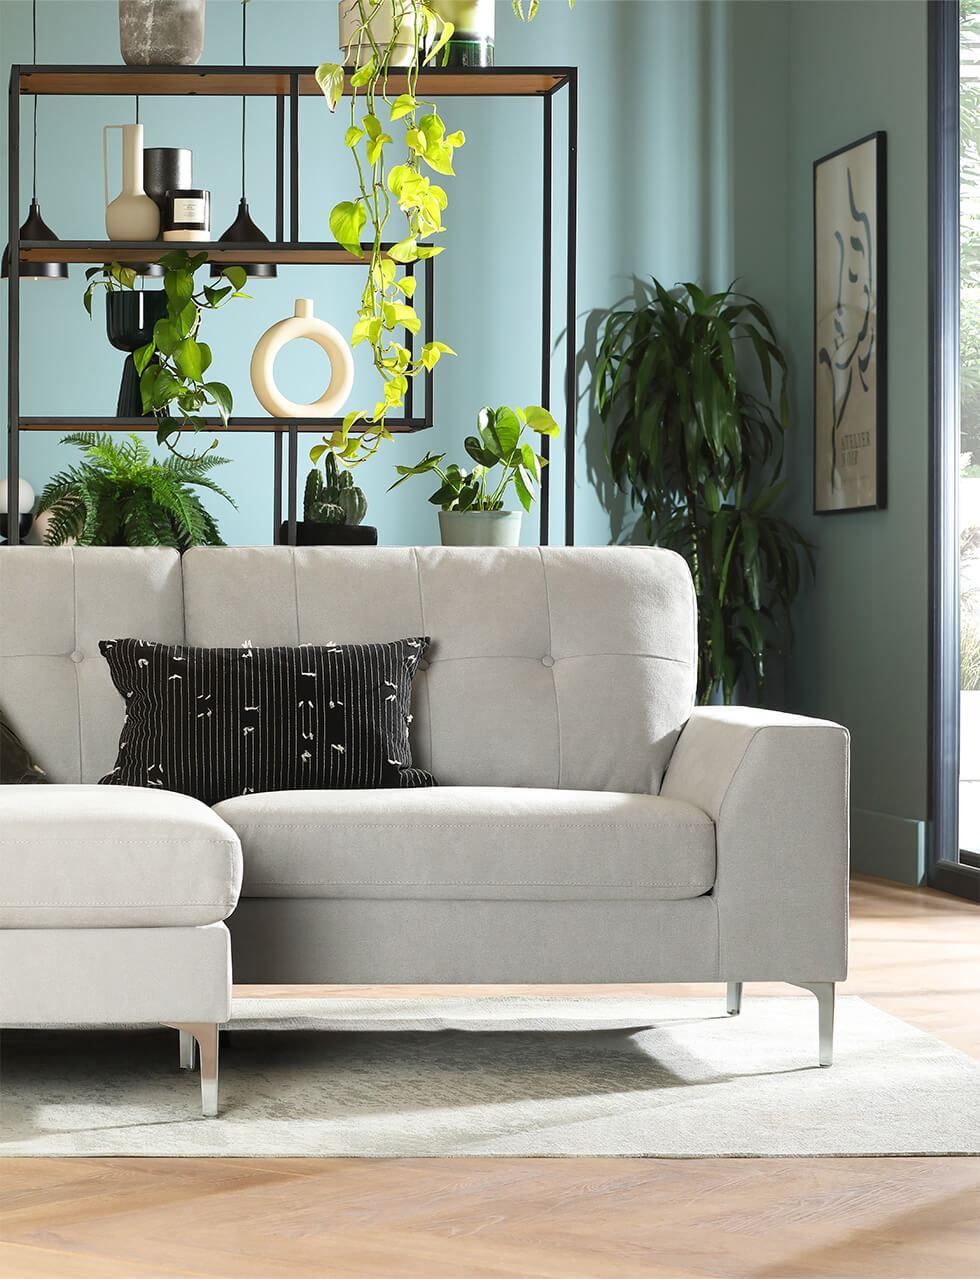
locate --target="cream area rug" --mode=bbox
[2,996,978,1157]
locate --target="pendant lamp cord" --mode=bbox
[31,0,37,200]
[240,1,247,199]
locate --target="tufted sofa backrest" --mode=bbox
[0,548,184,784]
[0,545,697,793]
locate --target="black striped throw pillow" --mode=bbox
[99,637,434,803]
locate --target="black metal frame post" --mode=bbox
[564,70,578,547]
[539,92,552,546]
[423,255,435,428]
[275,93,285,241]
[404,260,416,422]
[272,432,283,543]
[286,424,298,546]
[273,88,285,544]
[288,72,299,243]
[6,68,21,546]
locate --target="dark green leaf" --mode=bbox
[204,381,233,423]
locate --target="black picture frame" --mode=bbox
[813,131,888,514]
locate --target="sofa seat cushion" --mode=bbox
[0,785,242,928]
[213,787,715,903]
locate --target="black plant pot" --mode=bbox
[0,513,34,545]
[279,522,379,547]
[106,291,169,417]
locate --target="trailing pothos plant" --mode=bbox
[595,280,813,705]
[83,251,248,457]
[313,0,573,468]
[389,403,559,511]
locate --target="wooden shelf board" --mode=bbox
[17,418,432,435]
[20,241,375,265]
[18,66,571,99]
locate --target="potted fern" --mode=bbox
[36,433,235,549]
[290,450,377,546]
[595,280,812,705]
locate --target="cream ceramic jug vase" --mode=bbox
[104,124,160,241]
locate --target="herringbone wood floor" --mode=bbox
[1,875,978,1279]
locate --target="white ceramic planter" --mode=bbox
[439,511,522,547]
[339,0,419,68]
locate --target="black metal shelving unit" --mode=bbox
[5,64,578,547]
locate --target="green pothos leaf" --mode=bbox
[330,201,367,257]
[315,62,344,111]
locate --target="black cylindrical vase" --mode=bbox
[144,148,193,215]
[106,290,169,417]
[134,149,192,276]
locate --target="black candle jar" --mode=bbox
[163,188,210,241]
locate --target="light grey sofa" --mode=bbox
[0,545,849,1112]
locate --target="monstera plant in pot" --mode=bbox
[390,404,559,546]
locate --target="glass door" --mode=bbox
[930,0,980,900]
[959,3,980,871]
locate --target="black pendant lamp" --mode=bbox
[212,2,276,279]
[1,0,67,282]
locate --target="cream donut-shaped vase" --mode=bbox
[250,299,355,418]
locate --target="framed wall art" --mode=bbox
[813,131,887,513]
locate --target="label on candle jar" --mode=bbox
[172,197,208,226]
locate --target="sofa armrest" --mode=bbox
[661,706,849,983]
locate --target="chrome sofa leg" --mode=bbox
[178,1029,196,1071]
[726,982,743,1015]
[792,982,835,1067]
[166,1022,220,1116]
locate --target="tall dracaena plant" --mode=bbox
[315,0,574,468]
[595,280,813,706]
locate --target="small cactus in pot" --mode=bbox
[304,451,368,526]
[284,451,378,546]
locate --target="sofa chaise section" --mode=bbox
[0,784,242,1115]
[0,548,243,1115]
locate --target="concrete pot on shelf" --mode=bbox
[119,0,206,66]
[438,510,522,547]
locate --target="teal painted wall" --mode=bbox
[1,0,737,549]
[778,0,930,882]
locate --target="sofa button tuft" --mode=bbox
[70,650,85,664]
[541,655,555,668]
